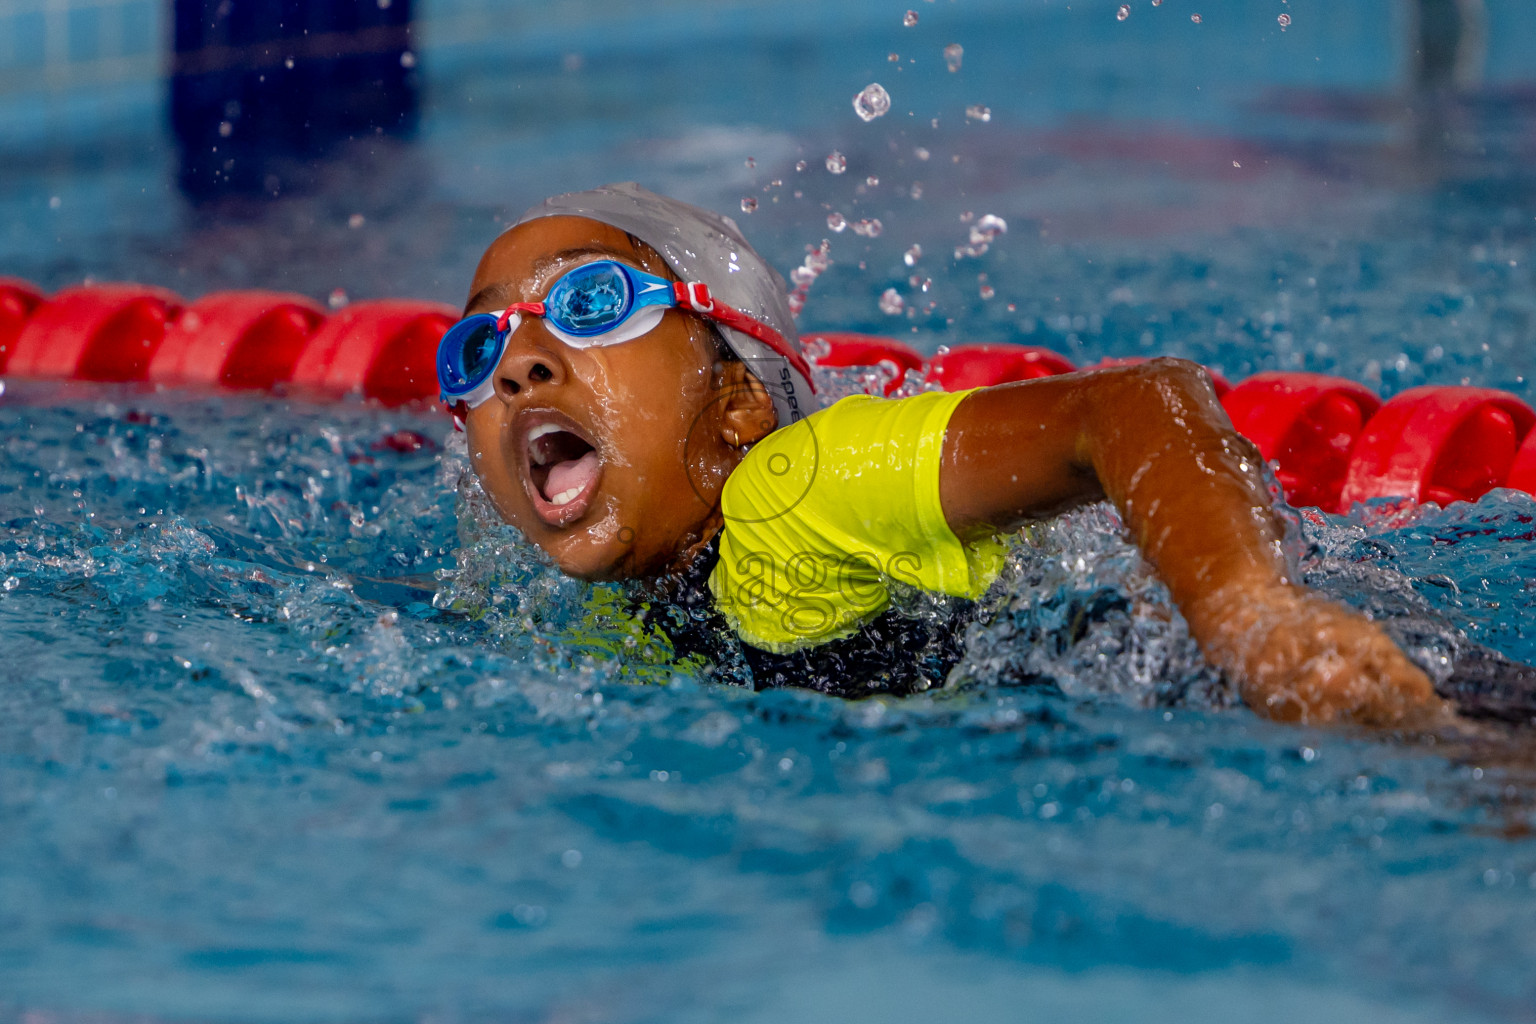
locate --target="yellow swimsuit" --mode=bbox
[710,389,1007,653]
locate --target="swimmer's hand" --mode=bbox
[1195,585,1451,728]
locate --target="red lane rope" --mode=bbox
[1,281,1532,514]
[799,332,1536,514]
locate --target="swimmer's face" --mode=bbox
[461,216,776,580]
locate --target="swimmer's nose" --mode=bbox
[493,338,565,401]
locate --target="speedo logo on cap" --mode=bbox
[780,367,803,421]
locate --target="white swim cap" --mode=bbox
[516,182,818,427]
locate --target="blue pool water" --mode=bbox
[3,382,1536,1023]
[5,1,1536,1021]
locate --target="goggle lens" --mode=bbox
[439,314,504,395]
[546,261,632,336]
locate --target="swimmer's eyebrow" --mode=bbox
[463,244,639,315]
[463,282,513,315]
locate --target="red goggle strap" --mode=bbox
[496,302,545,331]
[672,282,816,391]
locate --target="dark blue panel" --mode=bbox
[170,0,419,199]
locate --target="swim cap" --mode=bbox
[516,182,817,428]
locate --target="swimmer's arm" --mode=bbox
[939,358,1446,727]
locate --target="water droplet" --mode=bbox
[400,51,416,68]
[974,213,1008,239]
[48,196,61,210]
[909,182,924,199]
[284,56,295,69]
[328,288,349,310]
[218,120,233,137]
[1277,12,1291,28]
[914,146,930,161]
[827,212,847,232]
[980,283,996,300]
[943,43,963,72]
[745,156,756,168]
[865,175,879,187]
[1190,13,1202,23]
[740,196,758,214]
[853,82,892,122]
[825,151,847,174]
[1117,4,1130,21]
[965,104,992,122]
[769,179,782,188]
[347,213,365,229]
[903,9,919,26]
[852,218,884,238]
[888,52,900,62]
[880,289,906,315]
[795,159,807,172]
[903,244,923,266]
[1152,0,1162,5]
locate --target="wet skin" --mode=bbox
[464,217,1443,727]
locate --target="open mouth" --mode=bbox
[523,417,602,525]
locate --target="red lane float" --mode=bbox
[289,300,457,405]
[8,284,183,381]
[1339,387,1535,508]
[1221,373,1381,513]
[4,280,1536,512]
[0,279,44,371]
[927,343,1076,390]
[150,291,326,389]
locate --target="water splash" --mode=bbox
[943,43,963,72]
[902,9,919,27]
[954,504,1229,710]
[965,104,992,123]
[786,239,833,316]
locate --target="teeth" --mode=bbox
[550,487,580,506]
[527,423,563,466]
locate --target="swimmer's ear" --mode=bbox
[715,361,778,448]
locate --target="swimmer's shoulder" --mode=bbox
[732,389,970,472]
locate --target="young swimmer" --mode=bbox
[441,183,1447,727]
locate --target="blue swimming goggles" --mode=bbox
[437,258,807,410]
